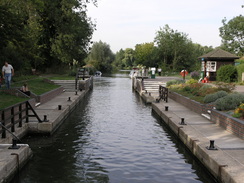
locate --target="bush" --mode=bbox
[186,79,198,84]
[214,82,235,92]
[166,79,185,87]
[236,63,244,82]
[190,71,200,80]
[216,64,238,83]
[203,90,228,103]
[215,93,244,111]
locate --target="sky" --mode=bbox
[87,0,244,53]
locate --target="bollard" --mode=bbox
[145,90,147,94]
[165,106,169,111]
[68,97,71,101]
[149,93,151,96]
[207,140,218,150]
[179,118,186,125]
[9,139,20,149]
[58,105,62,110]
[75,90,78,95]
[43,115,49,122]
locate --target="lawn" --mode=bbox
[0,76,60,109]
[0,92,27,110]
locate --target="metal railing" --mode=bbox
[156,85,168,103]
[0,101,43,139]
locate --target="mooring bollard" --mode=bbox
[180,118,186,125]
[75,90,78,95]
[68,97,71,101]
[43,115,49,122]
[165,106,169,111]
[149,93,151,96]
[9,139,20,149]
[58,105,62,110]
[207,140,218,150]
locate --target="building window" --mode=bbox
[206,61,216,72]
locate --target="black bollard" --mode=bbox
[165,106,169,111]
[207,140,218,150]
[9,139,20,149]
[180,118,186,125]
[58,105,62,110]
[43,115,49,122]
[68,97,71,101]
[149,93,151,96]
[75,91,78,95]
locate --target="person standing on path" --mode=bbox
[2,61,14,89]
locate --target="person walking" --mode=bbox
[2,61,14,89]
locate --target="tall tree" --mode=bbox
[154,25,195,71]
[134,43,157,67]
[219,15,244,56]
[86,41,114,73]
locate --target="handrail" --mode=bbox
[0,100,43,139]
[156,85,168,103]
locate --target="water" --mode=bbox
[11,73,216,183]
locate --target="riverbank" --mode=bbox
[0,78,93,183]
[133,77,244,183]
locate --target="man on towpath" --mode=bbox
[2,61,14,89]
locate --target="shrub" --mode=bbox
[233,103,244,118]
[214,82,235,92]
[186,79,198,84]
[215,93,244,111]
[166,79,185,87]
[216,64,238,83]
[190,71,200,80]
[236,63,244,82]
[203,90,228,103]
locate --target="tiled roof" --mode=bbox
[199,48,239,59]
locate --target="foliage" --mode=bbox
[122,48,135,69]
[203,90,228,103]
[134,43,157,67]
[166,79,185,87]
[219,15,244,56]
[0,0,96,73]
[215,93,244,111]
[216,64,238,83]
[233,103,244,118]
[154,25,212,72]
[236,63,244,82]
[186,79,198,84]
[214,82,236,91]
[85,41,115,73]
[190,71,200,80]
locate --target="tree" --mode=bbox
[86,41,114,73]
[219,15,244,56]
[154,25,196,71]
[122,48,135,68]
[113,49,125,69]
[134,43,157,67]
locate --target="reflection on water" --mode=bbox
[11,73,216,183]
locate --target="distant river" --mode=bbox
[11,73,216,183]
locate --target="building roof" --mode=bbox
[199,48,239,59]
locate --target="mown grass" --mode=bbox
[44,74,75,80]
[0,76,61,109]
[0,92,27,110]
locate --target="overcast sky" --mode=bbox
[87,0,243,53]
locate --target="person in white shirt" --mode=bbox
[2,61,14,89]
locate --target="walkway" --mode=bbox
[151,90,244,183]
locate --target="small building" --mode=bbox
[199,48,239,81]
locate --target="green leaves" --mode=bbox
[219,15,244,56]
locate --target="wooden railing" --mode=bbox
[0,101,43,139]
[156,85,168,102]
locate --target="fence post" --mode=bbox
[19,105,22,127]
[11,107,15,132]
[1,111,6,138]
[26,102,29,123]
